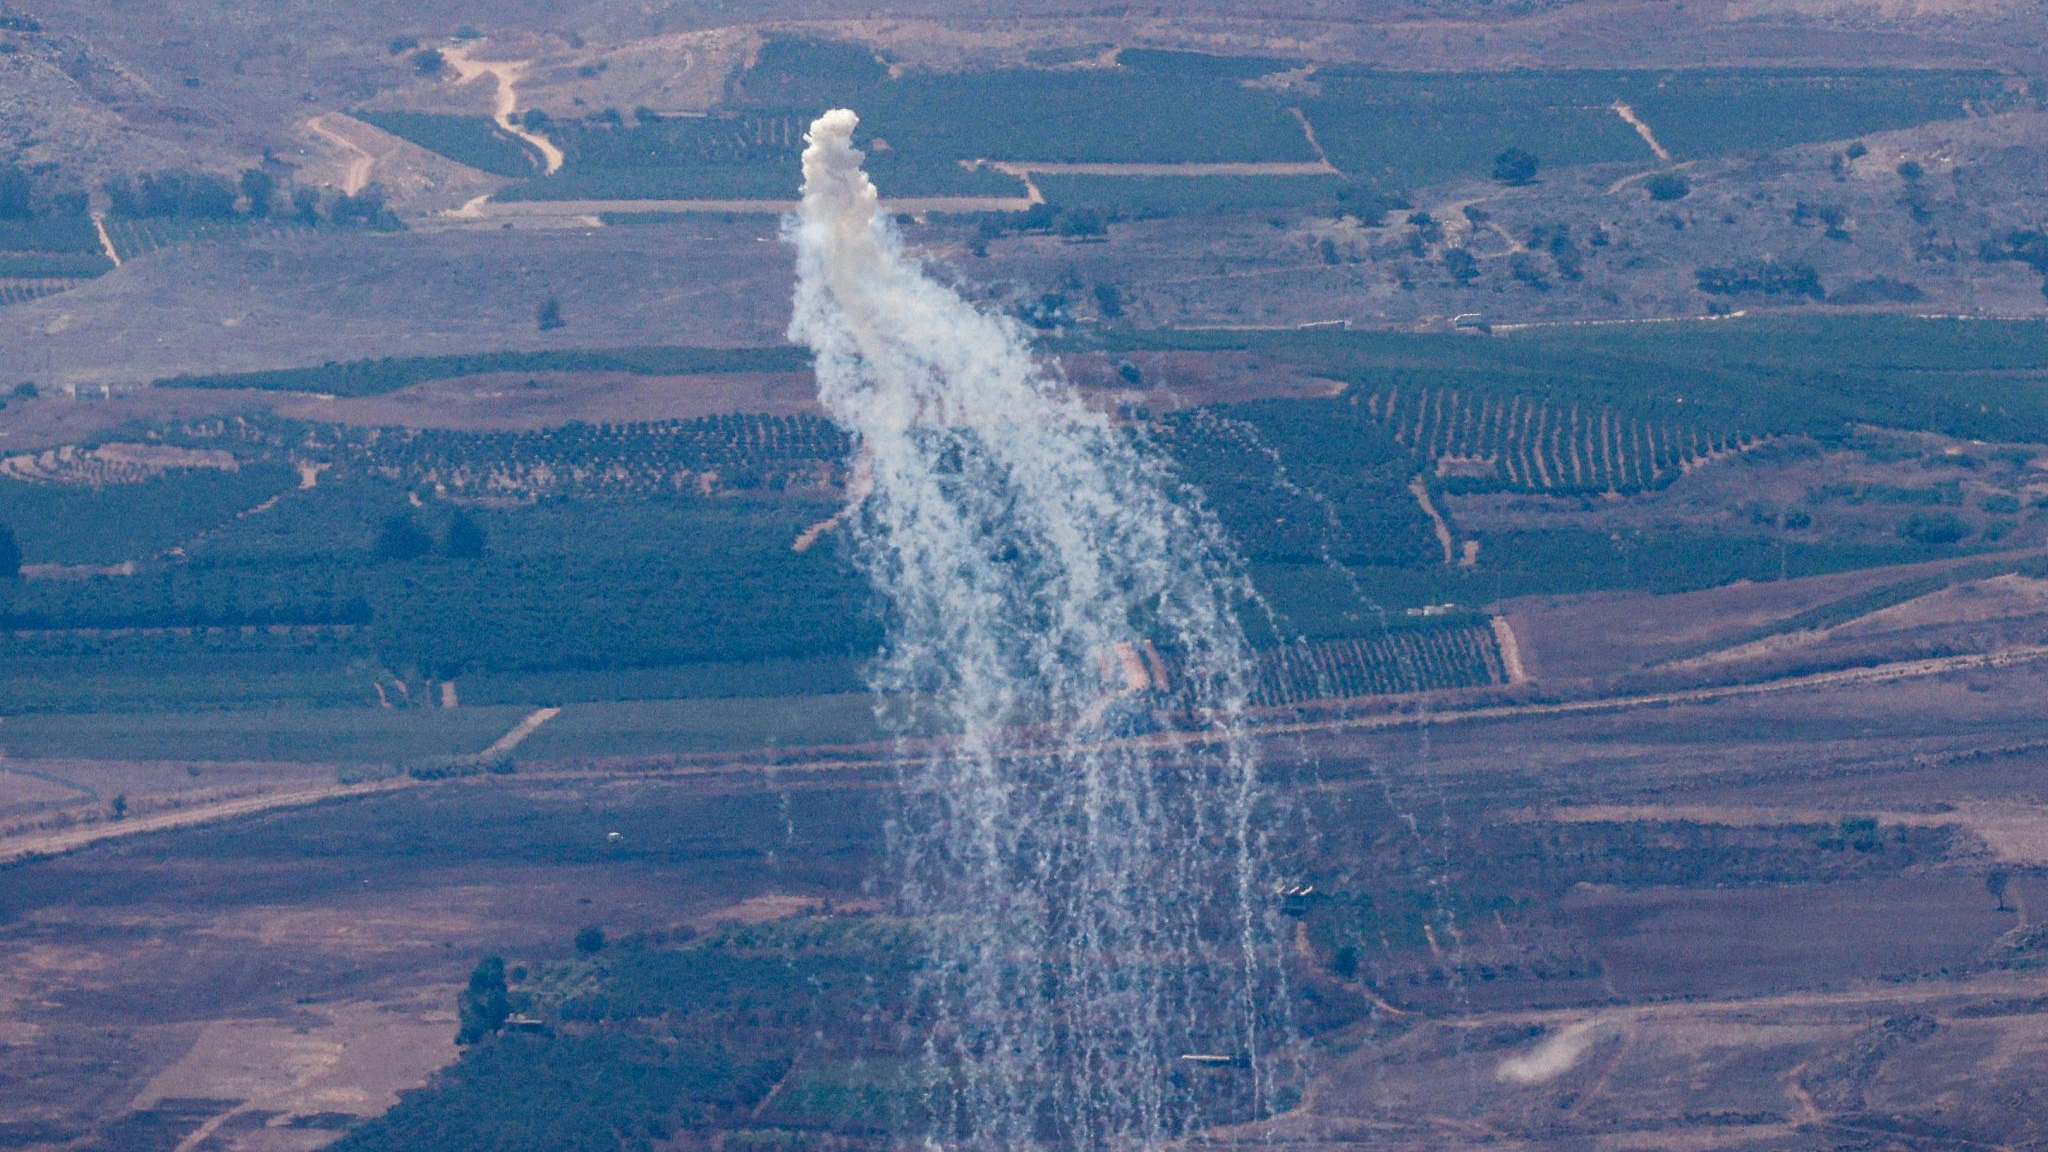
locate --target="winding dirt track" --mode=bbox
[305,114,376,195]
[440,46,564,174]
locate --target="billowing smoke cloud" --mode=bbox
[788,109,1293,1152]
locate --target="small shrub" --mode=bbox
[1643,172,1690,201]
[1897,511,1970,545]
[1491,147,1539,186]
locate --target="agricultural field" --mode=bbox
[348,40,2028,225]
[3,316,2045,752]
[12,654,2048,1150]
[5,8,2048,1149]
[353,111,545,178]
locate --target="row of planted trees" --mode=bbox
[3,160,399,228]
[102,167,401,229]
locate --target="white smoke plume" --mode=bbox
[787,109,1293,1152]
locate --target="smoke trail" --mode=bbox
[788,109,1293,1152]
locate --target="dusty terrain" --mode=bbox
[7,616,2048,1146]
[0,775,887,1150]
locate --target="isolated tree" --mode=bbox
[239,168,277,217]
[0,523,18,580]
[1056,207,1105,239]
[102,175,142,218]
[291,187,321,226]
[1897,511,1970,545]
[1443,246,1479,284]
[1988,869,2011,912]
[12,382,35,398]
[330,185,401,231]
[456,956,511,1044]
[574,925,607,955]
[414,48,446,77]
[48,187,88,217]
[443,510,487,559]
[0,164,31,220]
[1093,282,1124,318]
[110,795,128,820]
[376,511,434,560]
[537,296,566,331]
[1492,147,1540,186]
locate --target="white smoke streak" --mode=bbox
[788,109,1291,1152]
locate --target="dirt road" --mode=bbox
[441,46,564,174]
[305,114,376,195]
[481,706,560,756]
[89,214,120,266]
[438,193,1040,226]
[1408,475,1456,566]
[0,776,417,868]
[978,158,1336,178]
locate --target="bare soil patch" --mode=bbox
[0,777,886,1148]
[1498,549,2048,682]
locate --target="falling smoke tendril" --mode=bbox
[787,109,1296,1152]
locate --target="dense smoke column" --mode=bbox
[788,109,1290,1152]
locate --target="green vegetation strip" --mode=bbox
[156,346,812,397]
[1083,316,2048,444]
[353,111,542,177]
[0,252,112,278]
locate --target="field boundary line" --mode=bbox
[0,777,416,868]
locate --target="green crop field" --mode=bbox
[369,44,2012,217]
[101,215,305,262]
[0,216,102,253]
[354,111,542,177]
[0,252,112,278]
[1031,174,1346,218]
[8,315,2044,735]
[0,463,297,565]
[0,705,526,763]
[1299,67,2012,188]
[515,694,885,759]
[157,345,812,396]
[1624,69,2011,158]
[1302,70,1650,186]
